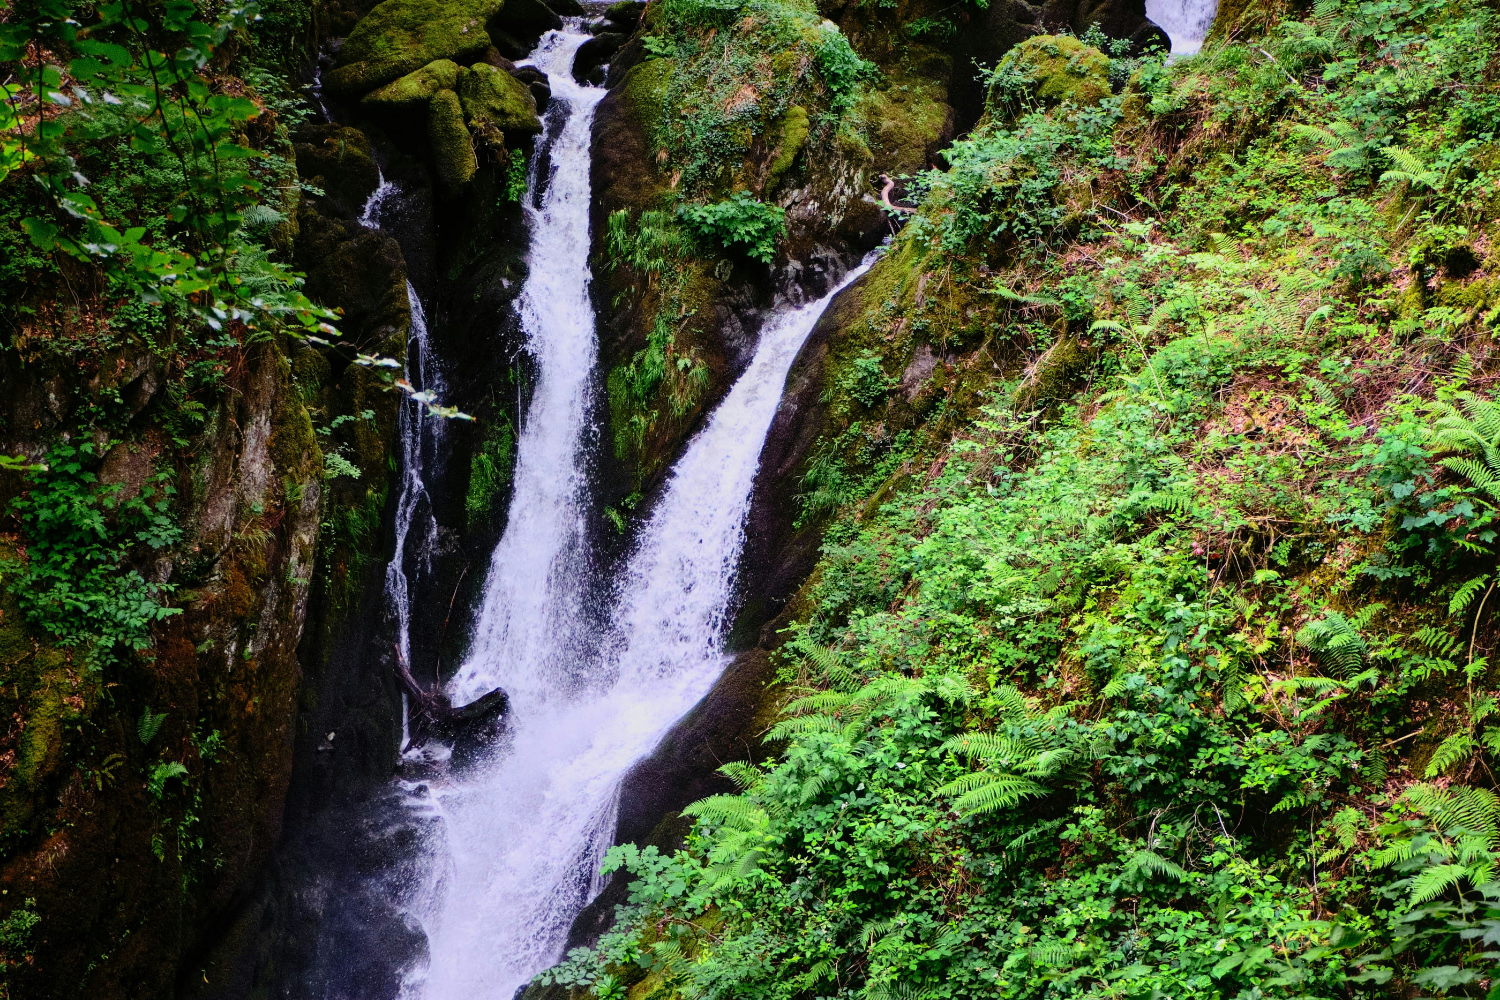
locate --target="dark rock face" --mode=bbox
[573,31,627,84]
[0,342,324,1000]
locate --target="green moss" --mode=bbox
[993,35,1110,110]
[457,62,542,135]
[428,88,479,190]
[326,0,501,97]
[846,64,951,176]
[361,58,462,109]
[466,416,516,529]
[764,105,808,192]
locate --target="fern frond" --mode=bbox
[718,761,765,791]
[766,714,843,740]
[1441,455,1500,500]
[941,732,1033,764]
[1451,576,1492,617]
[1123,848,1189,881]
[682,794,765,831]
[137,707,167,746]
[1410,862,1469,903]
[938,772,1047,816]
[783,691,856,716]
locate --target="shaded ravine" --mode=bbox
[382,25,881,997]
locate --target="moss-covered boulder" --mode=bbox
[429,88,479,190]
[992,34,1111,109]
[326,0,502,97]
[457,62,542,135]
[360,57,462,109]
[292,123,380,220]
[764,104,809,193]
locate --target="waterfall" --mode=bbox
[1145,0,1220,55]
[389,283,444,753]
[443,22,606,712]
[395,21,878,1000]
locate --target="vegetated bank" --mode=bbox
[537,1,1500,998]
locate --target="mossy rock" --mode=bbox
[992,35,1110,110]
[764,105,809,192]
[361,58,462,109]
[327,0,502,97]
[429,88,479,190]
[458,62,542,135]
[292,123,380,219]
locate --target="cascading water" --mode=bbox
[389,284,445,751]
[444,22,606,711]
[1145,0,1220,55]
[393,18,878,1000]
[402,187,877,1000]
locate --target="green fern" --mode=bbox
[1296,612,1369,677]
[936,771,1047,816]
[137,707,168,746]
[718,761,765,790]
[683,794,766,831]
[1410,863,1469,903]
[1379,146,1441,189]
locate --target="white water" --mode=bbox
[389,283,445,750]
[397,23,880,995]
[444,22,605,711]
[360,166,399,229]
[1145,0,1219,55]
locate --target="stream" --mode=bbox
[363,20,876,1000]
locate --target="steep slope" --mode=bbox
[536,2,1500,999]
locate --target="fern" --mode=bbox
[1296,612,1368,677]
[683,794,765,830]
[137,706,167,746]
[1409,862,1469,904]
[718,761,764,790]
[1379,146,1441,189]
[1120,848,1189,882]
[936,772,1046,816]
[766,714,844,740]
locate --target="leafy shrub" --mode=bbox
[814,23,876,106]
[5,442,182,668]
[677,193,786,263]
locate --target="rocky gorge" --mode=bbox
[5,0,1500,997]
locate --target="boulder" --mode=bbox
[601,0,645,31]
[359,57,462,109]
[993,34,1110,108]
[428,88,479,190]
[573,31,626,83]
[326,0,501,97]
[486,0,562,35]
[548,0,585,13]
[458,61,543,136]
[510,64,551,110]
[291,123,380,220]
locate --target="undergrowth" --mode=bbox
[541,1,1500,998]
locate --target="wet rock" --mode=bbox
[326,0,502,97]
[487,0,564,38]
[510,65,552,110]
[428,88,479,191]
[601,0,645,31]
[359,57,462,110]
[292,123,381,220]
[572,31,626,83]
[458,61,543,137]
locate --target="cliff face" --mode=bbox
[0,316,326,998]
[0,0,542,986]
